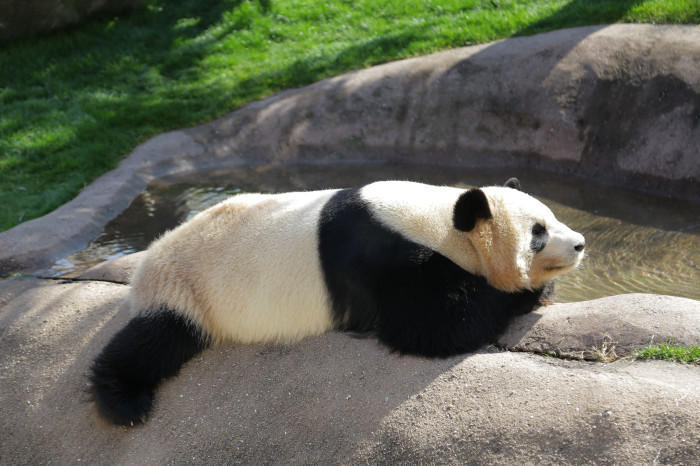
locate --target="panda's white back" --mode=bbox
[129,189,339,344]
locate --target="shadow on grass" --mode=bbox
[517,0,645,36]
[232,28,432,97]
[221,0,649,117]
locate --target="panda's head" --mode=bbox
[452,178,584,292]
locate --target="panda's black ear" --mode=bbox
[453,189,492,232]
[504,177,521,190]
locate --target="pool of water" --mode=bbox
[47,163,700,303]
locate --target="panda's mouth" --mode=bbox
[543,257,582,272]
[543,265,568,272]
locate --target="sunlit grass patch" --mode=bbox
[634,344,700,365]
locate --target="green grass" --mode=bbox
[634,344,700,365]
[1,0,698,231]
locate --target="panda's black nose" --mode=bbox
[574,243,585,252]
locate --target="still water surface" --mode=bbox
[49,164,699,303]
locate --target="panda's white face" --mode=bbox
[471,187,585,291]
[358,180,582,293]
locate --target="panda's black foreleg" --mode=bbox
[89,308,209,426]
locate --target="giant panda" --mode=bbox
[89,177,584,426]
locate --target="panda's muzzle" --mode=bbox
[541,235,585,272]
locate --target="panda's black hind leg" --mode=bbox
[89,308,209,426]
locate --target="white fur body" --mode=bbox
[130,189,339,344]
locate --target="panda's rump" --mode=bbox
[130,190,337,344]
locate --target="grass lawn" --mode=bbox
[1,0,698,231]
[635,344,700,365]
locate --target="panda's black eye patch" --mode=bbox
[532,223,546,236]
[530,223,548,252]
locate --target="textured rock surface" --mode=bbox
[0,25,698,275]
[0,278,698,464]
[499,294,700,360]
[351,353,700,465]
[0,0,144,42]
[189,24,700,196]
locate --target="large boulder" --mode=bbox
[499,294,700,360]
[190,24,700,199]
[0,276,698,463]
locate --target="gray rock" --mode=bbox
[0,275,41,308]
[190,24,700,199]
[0,278,698,464]
[352,353,700,465]
[499,294,700,360]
